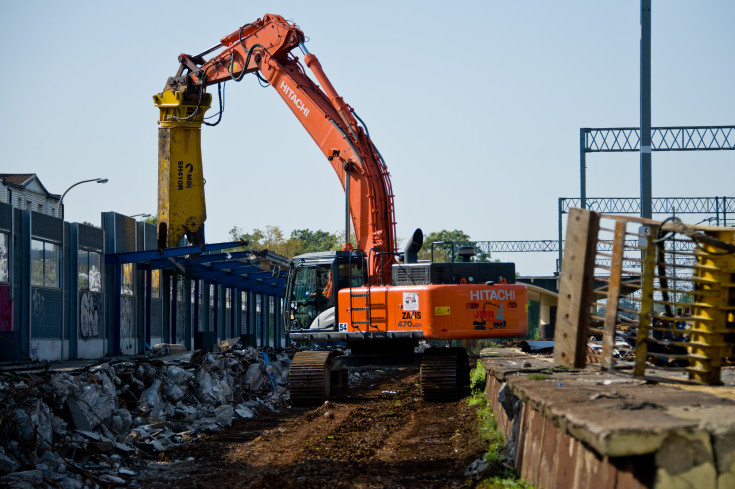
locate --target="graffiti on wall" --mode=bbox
[120,296,135,354]
[80,292,102,338]
[0,284,12,332]
[32,288,45,325]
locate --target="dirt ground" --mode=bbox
[131,368,487,489]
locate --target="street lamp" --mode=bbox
[130,213,151,219]
[59,178,108,219]
[59,177,108,361]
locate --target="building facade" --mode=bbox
[0,174,61,217]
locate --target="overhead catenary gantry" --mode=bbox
[579,126,735,210]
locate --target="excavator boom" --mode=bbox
[155,14,397,283]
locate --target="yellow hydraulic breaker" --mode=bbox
[153,90,211,248]
[688,228,735,384]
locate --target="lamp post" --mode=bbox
[59,178,108,220]
[59,177,108,361]
[129,213,151,219]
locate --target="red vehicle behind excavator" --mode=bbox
[154,14,528,404]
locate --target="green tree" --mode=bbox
[290,229,340,253]
[229,226,341,258]
[417,229,492,263]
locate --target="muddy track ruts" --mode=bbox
[132,368,486,489]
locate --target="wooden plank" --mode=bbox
[601,220,626,370]
[553,208,601,368]
[634,224,660,377]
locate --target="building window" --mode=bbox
[78,249,102,292]
[38,204,43,213]
[31,239,59,288]
[0,233,8,283]
[122,263,134,296]
[26,200,31,210]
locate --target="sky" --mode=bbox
[1,1,733,276]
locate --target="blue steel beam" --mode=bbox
[104,241,245,264]
[188,250,255,264]
[140,253,252,271]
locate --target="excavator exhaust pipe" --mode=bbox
[404,228,423,264]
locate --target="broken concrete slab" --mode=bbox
[151,343,188,357]
[215,405,234,427]
[0,446,20,474]
[235,404,255,419]
[165,365,192,385]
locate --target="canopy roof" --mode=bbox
[105,241,289,296]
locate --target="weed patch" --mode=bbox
[468,360,534,488]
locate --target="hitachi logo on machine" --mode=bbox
[470,289,515,302]
[279,81,310,117]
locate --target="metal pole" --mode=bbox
[145,269,152,349]
[345,167,351,247]
[558,198,564,274]
[59,217,64,361]
[580,128,587,210]
[724,196,728,227]
[640,0,652,219]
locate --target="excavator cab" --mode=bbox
[284,250,367,333]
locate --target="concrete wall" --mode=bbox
[482,349,735,489]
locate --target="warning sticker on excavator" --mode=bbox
[435,306,451,316]
[403,292,419,311]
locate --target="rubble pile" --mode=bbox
[0,345,291,488]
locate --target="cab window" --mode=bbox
[337,262,365,289]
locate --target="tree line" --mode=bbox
[142,215,492,262]
[229,226,492,262]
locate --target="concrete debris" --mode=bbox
[215,404,235,427]
[0,344,293,488]
[150,343,188,357]
[464,457,489,477]
[235,404,255,419]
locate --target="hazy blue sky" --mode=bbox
[1,1,733,275]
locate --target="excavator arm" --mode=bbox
[154,14,397,283]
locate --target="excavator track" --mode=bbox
[420,348,470,401]
[290,350,341,406]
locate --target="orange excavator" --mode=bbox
[154,14,527,404]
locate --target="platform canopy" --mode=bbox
[104,241,289,296]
